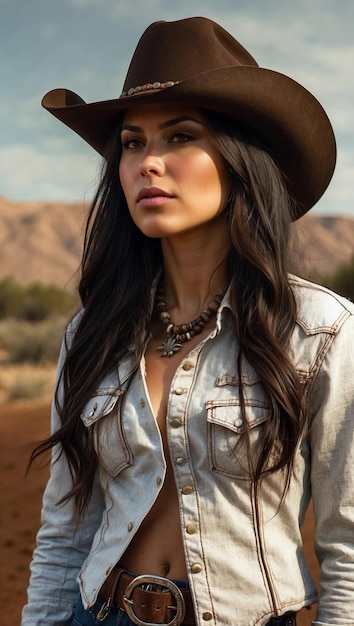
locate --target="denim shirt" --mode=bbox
[22,276,354,626]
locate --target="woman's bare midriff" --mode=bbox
[118,329,210,581]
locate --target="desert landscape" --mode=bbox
[1,195,354,287]
[1,197,353,625]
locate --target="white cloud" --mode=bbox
[0,144,100,202]
[70,0,164,18]
[329,149,354,204]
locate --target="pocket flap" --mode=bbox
[81,393,120,426]
[206,399,269,433]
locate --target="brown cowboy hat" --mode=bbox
[42,16,336,218]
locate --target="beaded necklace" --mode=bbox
[155,283,224,357]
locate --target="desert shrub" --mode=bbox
[0,316,66,364]
[317,255,354,301]
[7,370,54,401]
[0,277,24,318]
[0,277,77,321]
[18,282,76,321]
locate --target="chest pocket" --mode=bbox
[81,392,133,478]
[206,395,270,479]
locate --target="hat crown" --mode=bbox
[122,17,258,95]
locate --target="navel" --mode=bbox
[162,562,171,577]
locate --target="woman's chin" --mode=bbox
[136,221,180,239]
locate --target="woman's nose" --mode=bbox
[140,151,165,177]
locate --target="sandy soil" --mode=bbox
[0,401,319,626]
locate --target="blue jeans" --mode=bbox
[71,593,135,625]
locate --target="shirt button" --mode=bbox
[174,387,186,395]
[156,476,162,486]
[88,402,98,420]
[182,485,194,495]
[140,398,145,407]
[176,457,187,466]
[186,524,197,534]
[127,522,133,532]
[170,418,181,428]
[202,612,213,621]
[234,417,243,427]
[191,563,202,574]
[182,361,194,371]
[105,566,112,576]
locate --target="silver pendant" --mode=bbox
[157,335,183,357]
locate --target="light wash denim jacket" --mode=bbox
[22,276,354,626]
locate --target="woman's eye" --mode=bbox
[122,137,144,150]
[170,132,195,144]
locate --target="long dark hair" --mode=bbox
[207,111,303,487]
[31,109,304,517]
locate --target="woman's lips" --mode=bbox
[137,187,174,207]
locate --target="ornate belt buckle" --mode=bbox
[123,574,186,626]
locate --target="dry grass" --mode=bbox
[0,317,64,403]
[0,363,56,404]
[0,317,65,364]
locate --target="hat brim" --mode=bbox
[42,65,336,218]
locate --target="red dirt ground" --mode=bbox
[0,402,319,626]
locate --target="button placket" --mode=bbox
[167,358,211,595]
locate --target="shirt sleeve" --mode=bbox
[309,311,354,626]
[21,321,105,626]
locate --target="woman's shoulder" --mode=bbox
[289,274,354,333]
[63,308,84,344]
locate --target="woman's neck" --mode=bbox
[160,228,230,322]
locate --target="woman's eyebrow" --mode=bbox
[121,116,204,133]
[159,116,204,129]
[121,123,142,132]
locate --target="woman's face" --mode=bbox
[119,103,231,239]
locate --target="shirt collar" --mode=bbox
[214,286,233,334]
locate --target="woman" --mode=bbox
[22,17,354,626]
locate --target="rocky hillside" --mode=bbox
[289,213,354,278]
[0,196,353,289]
[0,197,85,290]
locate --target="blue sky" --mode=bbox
[1,0,353,215]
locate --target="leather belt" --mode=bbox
[98,568,196,625]
[98,567,297,626]
[267,613,297,626]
